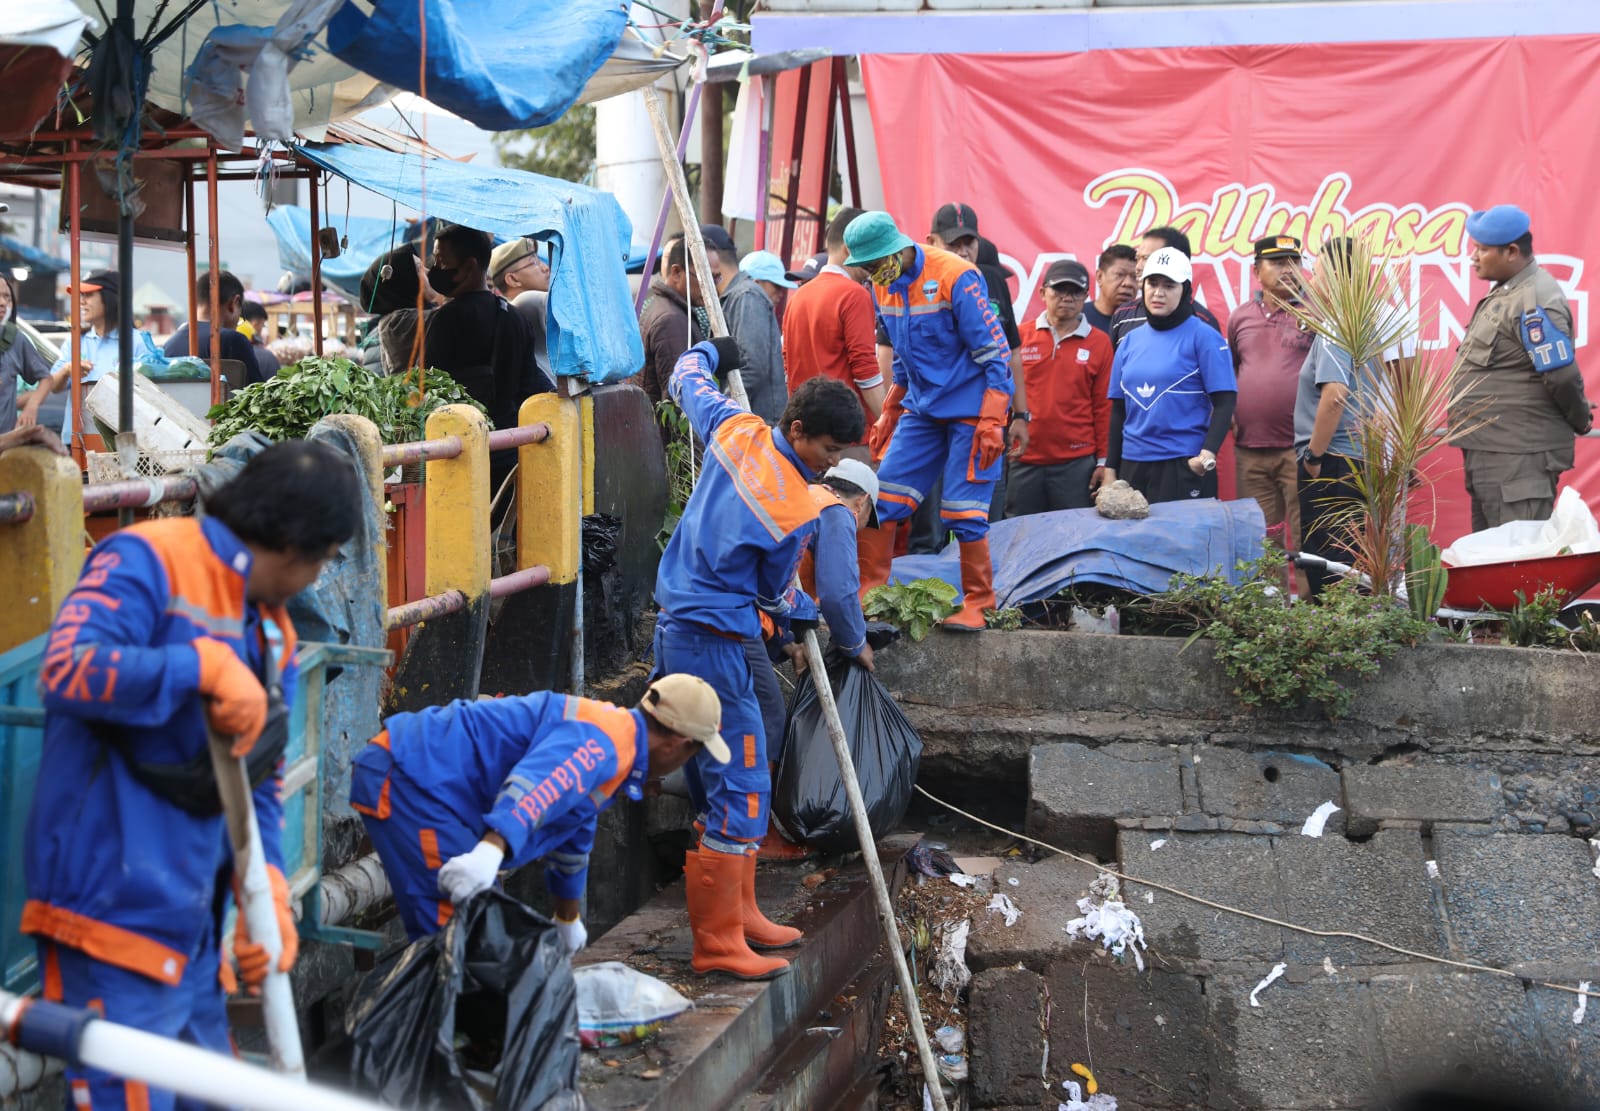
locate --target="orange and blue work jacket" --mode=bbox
[365,692,648,900]
[24,517,292,987]
[874,244,1013,421]
[654,341,822,639]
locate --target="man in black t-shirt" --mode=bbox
[164,269,265,385]
[425,225,554,490]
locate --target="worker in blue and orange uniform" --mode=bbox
[656,337,865,979]
[23,440,362,1111]
[846,211,1021,631]
[349,674,727,947]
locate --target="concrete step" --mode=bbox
[576,835,915,1111]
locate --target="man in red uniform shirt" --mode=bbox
[780,207,885,425]
[1228,235,1312,554]
[1007,259,1114,515]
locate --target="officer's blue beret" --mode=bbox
[1466,204,1532,247]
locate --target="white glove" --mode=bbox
[554,915,588,955]
[437,840,505,904]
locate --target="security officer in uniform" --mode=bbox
[1450,204,1592,530]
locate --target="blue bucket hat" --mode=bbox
[739,250,798,289]
[844,212,915,267]
[1465,204,1531,247]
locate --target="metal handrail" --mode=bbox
[0,493,34,526]
[376,420,552,470]
[486,421,552,452]
[82,475,199,514]
[385,564,551,631]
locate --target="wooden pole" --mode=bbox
[66,143,83,468]
[642,84,749,411]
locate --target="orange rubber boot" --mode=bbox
[857,520,899,598]
[741,851,803,949]
[685,848,790,979]
[942,538,996,632]
[758,822,814,863]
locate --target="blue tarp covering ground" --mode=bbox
[890,498,1267,606]
[325,0,628,132]
[265,205,411,303]
[293,142,644,384]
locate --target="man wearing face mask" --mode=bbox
[848,212,1016,632]
[423,224,553,490]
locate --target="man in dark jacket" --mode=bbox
[636,237,708,406]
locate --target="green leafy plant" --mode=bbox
[655,399,697,550]
[863,578,960,642]
[984,607,1023,631]
[1157,553,1429,718]
[1403,523,1448,622]
[1504,586,1569,648]
[206,356,487,447]
[1568,611,1600,653]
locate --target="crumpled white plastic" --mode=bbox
[1249,962,1288,1007]
[1060,1079,1119,1110]
[1575,982,1591,1025]
[1064,873,1147,971]
[987,892,1021,927]
[1301,801,1340,838]
[1442,487,1600,567]
[932,919,972,995]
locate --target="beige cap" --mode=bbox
[489,236,537,281]
[642,674,730,764]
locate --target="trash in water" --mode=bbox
[987,892,1021,927]
[1301,801,1340,838]
[1063,873,1147,971]
[1576,982,1592,1025]
[934,1025,965,1054]
[931,919,972,995]
[1249,962,1288,1007]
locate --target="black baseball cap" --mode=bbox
[1043,259,1090,290]
[1253,235,1302,261]
[700,223,738,259]
[929,202,980,246]
[70,269,120,301]
[787,251,828,283]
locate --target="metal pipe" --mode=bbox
[0,492,35,525]
[81,475,197,514]
[779,64,812,264]
[117,156,136,527]
[489,564,550,600]
[836,57,863,207]
[485,421,551,452]
[754,73,774,252]
[313,853,390,928]
[378,434,462,468]
[185,164,200,367]
[67,142,82,467]
[206,143,222,389]
[0,992,386,1111]
[633,79,704,315]
[308,166,324,356]
[385,589,467,630]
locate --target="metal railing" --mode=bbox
[0,494,33,527]
[384,564,551,631]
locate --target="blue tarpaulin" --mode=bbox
[0,235,69,273]
[324,0,628,132]
[265,205,411,302]
[293,142,644,384]
[890,499,1267,606]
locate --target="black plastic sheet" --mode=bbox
[772,648,923,853]
[347,891,580,1110]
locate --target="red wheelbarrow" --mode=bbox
[1441,550,1600,611]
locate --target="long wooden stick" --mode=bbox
[799,633,949,1111]
[642,83,751,412]
[209,731,306,1080]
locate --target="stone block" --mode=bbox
[1205,975,1389,1110]
[968,966,1048,1109]
[1276,830,1447,966]
[966,855,1103,972]
[1192,746,1344,834]
[1368,972,1544,1098]
[1342,764,1503,835]
[1525,982,1600,1106]
[1118,832,1285,962]
[1044,959,1209,1110]
[1434,833,1600,966]
[1028,743,1185,859]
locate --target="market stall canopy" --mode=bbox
[265,204,417,302]
[3,0,93,139]
[294,142,642,384]
[325,0,629,131]
[0,236,71,275]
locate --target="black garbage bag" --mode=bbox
[346,890,580,1111]
[581,513,622,575]
[772,648,923,853]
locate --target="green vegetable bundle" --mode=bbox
[206,356,489,447]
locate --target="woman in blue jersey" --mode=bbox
[1102,248,1238,503]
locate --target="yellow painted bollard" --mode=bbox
[516,393,581,586]
[424,403,491,601]
[0,446,85,655]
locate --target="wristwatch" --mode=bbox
[1010,410,1031,423]
[1304,450,1326,467]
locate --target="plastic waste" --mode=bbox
[934,1025,965,1054]
[1301,800,1340,838]
[581,514,622,575]
[772,646,923,853]
[1442,487,1600,566]
[575,962,692,1049]
[987,892,1021,927]
[346,891,580,1110]
[1063,873,1147,971]
[1248,962,1288,1007]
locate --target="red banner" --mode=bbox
[861,36,1600,545]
